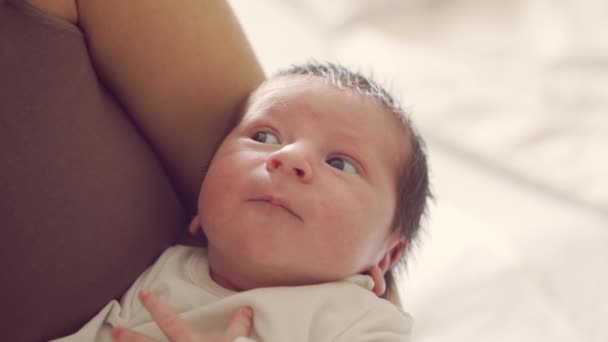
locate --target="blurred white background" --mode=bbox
[228,1,608,341]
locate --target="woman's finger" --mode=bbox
[223,307,254,340]
[138,290,197,341]
[111,327,158,342]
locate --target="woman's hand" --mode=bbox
[110,290,254,342]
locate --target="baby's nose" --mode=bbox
[266,151,312,182]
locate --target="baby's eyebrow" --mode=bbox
[328,125,366,145]
[331,133,370,160]
[240,113,278,128]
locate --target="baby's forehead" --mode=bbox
[248,77,320,109]
[246,76,382,118]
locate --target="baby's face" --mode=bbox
[198,77,408,290]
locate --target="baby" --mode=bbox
[56,62,431,342]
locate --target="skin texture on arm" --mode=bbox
[26,0,77,24]
[76,0,265,214]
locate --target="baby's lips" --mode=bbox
[252,194,302,220]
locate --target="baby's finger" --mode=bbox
[111,327,157,342]
[223,307,254,340]
[138,290,196,341]
[188,216,201,235]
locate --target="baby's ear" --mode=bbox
[367,239,406,296]
[383,239,406,271]
[188,215,202,235]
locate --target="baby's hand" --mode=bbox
[188,215,203,235]
[110,290,254,342]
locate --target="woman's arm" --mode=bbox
[26,0,77,24]
[76,0,265,214]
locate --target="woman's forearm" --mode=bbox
[76,0,264,213]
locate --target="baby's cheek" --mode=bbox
[315,199,360,253]
[200,164,235,211]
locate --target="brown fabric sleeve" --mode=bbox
[0,1,183,341]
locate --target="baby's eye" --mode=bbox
[326,157,357,174]
[251,131,280,145]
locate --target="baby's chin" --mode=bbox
[208,248,336,290]
[205,232,358,289]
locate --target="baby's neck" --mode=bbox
[206,245,319,291]
[208,267,246,292]
[206,246,270,292]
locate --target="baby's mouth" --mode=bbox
[250,195,302,221]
